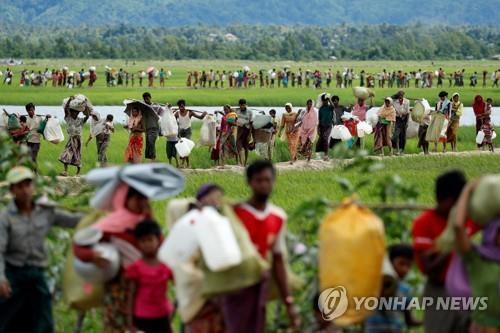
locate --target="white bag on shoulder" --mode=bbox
[160,108,178,137]
[199,116,217,146]
[44,118,65,144]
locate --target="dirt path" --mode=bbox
[8,149,492,187]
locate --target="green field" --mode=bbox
[1,59,499,106]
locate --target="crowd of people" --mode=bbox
[0,87,496,176]
[186,67,500,90]
[2,66,500,89]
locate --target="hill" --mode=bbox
[0,0,498,27]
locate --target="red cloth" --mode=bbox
[472,95,486,117]
[125,260,174,319]
[412,209,480,283]
[343,119,358,136]
[234,204,285,258]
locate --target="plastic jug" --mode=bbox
[194,207,242,272]
[175,138,195,158]
[319,199,385,326]
[476,130,485,145]
[158,210,200,268]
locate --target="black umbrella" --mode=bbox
[123,99,160,123]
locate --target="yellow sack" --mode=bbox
[62,210,106,311]
[319,199,385,326]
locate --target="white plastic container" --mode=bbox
[476,130,485,144]
[175,138,195,158]
[160,108,178,137]
[44,117,65,144]
[194,207,242,272]
[158,210,201,268]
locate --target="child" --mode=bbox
[166,135,178,167]
[311,293,341,333]
[388,244,422,329]
[480,117,495,152]
[86,113,115,167]
[364,245,421,333]
[10,115,30,144]
[124,108,145,164]
[126,220,174,333]
[454,180,500,333]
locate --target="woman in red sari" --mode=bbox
[124,108,145,163]
[473,95,487,134]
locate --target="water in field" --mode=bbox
[2,105,498,126]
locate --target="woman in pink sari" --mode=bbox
[299,99,318,161]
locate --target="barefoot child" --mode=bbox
[126,220,174,333]
[480,117,495,152]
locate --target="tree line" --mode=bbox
[0,24,498,61]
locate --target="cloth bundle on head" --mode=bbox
[316,93,331,108]
[85,163,185,210]
[63,94,94,113]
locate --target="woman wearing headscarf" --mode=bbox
[299,99,318,161]
[446,92,464,152]
[218,105,239,166]
[278,103,300,164]
[426,91,451,153]
[73,184,152,333]
[472,95,487,135]
[374,97,396,155]
[59,96,90,176]
[124,108,145,163]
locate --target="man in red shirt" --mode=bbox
[221,160,300,333]
[412,170,471,333]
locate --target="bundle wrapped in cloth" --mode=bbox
[85,163,185,210]
[62,94,94,115]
